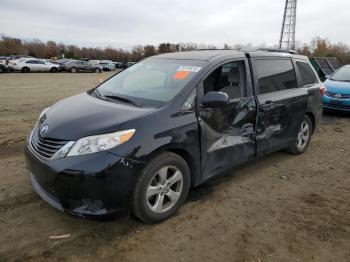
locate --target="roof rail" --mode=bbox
[257,48,298,54]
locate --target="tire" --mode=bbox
[286,115,312,155]
[95,68,101,73]
[0,67,3,73]
[70,67,77,73]
[132,152,190,223]
[22,67,30,73]
[50,67,58,73]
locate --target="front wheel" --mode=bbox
[70,67,77,73]
[95,68,101,73]
[132,152,190,223]
[287,115,312,155]
[22,67,30,73]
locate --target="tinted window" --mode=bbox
[255,59,297,94]
[296,61,317,85]
[203,61,244,99]
[26,60,38,64]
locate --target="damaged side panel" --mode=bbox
[199,97,257,179]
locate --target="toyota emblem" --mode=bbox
[40,125,48,136]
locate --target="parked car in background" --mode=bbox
[88,60,100,65]
[113,61,122,69]
[57,59,75,67]
[98,60,115,71]
[0,63,9,73]
[11,58,61,72]
[7,55,33,66]
[63,60,102,73]
[119,61,136,70]
[323,65,350,112]
[0,56,8,64]
[44,59,60,65]
[26,50,322,223]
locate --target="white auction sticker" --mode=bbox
[177,66,202,72]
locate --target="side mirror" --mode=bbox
[202,91,229,108]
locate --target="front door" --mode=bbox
[252,58,309,156]
[198,59,257,179]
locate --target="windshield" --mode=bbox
[95,59,206,107]
[330,66,350,82]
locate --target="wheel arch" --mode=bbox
[305,111,315,134]
[145,145,201,188]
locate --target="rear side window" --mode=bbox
[255,59,298,94]
[296,61,318,85]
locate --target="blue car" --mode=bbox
[323,65,350,112]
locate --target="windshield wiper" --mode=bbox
[104,95,143,107]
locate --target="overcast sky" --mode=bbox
[1,0,348,49]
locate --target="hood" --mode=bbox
[39,92,155,141]
[324,79,350,94]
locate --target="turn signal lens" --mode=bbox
[119,130,135,144]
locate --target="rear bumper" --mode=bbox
[25,142,146,219]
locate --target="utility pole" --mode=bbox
[279,0,297,50]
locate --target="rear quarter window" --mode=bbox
[255,59,298,94]
[296,61,318,85]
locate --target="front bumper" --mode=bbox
[322,95,350,112]
[25,143,145,219]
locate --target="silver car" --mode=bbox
[11,58,61,72]
[98,60,115,71]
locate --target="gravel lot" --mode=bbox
[0,72,349,262]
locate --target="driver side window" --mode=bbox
[203,61,244,99]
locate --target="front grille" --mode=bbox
[31,127,68,158]
[325,91,350,99]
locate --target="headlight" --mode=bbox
[66,129,135,157]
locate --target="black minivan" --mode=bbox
[25,50,323,223]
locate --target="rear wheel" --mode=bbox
[0,67,3,73]
[50,67,58,72]
[70,67,77,73]
[95,68,101,73]
[287,115,312,155]
[22,67,30,73]
[132,152,190,223]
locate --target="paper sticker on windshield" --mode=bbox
[176,66,201,72]
[173,71,190,80]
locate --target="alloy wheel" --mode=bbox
[146,166,183,214]
[296,120,310,150]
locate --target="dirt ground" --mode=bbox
[0,72,349,262]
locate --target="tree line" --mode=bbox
[1,34,350,64]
